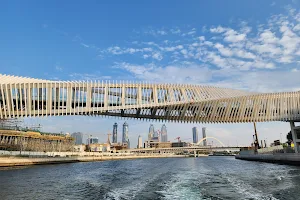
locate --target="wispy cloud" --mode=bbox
[80,43,89,48]
[69,73,112,80]
[101,7,299,73]
[55,65,63,72]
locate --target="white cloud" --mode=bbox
[294,24,300,31]
[143,54,150,59]
[157,30,167,35]
[114,61,300,93]
[180,49,188,55]
[115,62,212,83]
[187,30,196,35]
[198,36,205,41]
[152,52,163,60]
[107,46,153,55]
[210,26,227,33]
[214,43,233,57]
[223,29,246,42]
[170,28,181,34]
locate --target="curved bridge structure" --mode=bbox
[196,136,226,147]
[1,74,300,123]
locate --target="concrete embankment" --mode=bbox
[0,154,191,167]
[235,154,300,165]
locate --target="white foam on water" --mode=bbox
[158,170,205,200]
[105,173,163,200]
[226,176,279,200]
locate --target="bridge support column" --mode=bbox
[290,121,300,153]
[194,150,196,157]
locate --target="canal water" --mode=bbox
[0,157,299,200]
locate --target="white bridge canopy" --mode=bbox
[1,74,300,123]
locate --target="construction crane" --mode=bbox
[107,132,112,144]
[174,137,192,143]
[175,137,181,142]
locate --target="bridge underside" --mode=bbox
[1,74,300,123]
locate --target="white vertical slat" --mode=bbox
[77,81,80,115]
[58,82,61,116]
[28,83,32,117]
[41,82,44,117]
[37,83,40,117]
[122,80,125,109]
[9,83,14,118]
[19,83,23,117]
[96,80,99,113]
[61,82,64,116]
[15,83,19,117]
[75,81,78,115]
[53,82,56,116]
[0,84,4,118]
[92,80,95,114]
[81,81,84,115]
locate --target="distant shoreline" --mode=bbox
[0,154,196,167]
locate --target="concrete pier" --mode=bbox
[235,154,300,165]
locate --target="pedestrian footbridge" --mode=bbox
[1,74,300,123]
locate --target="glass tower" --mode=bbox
[202,127,207,146]
[192,127,199,144]
[122,122,129,144]
[161,124,168,142]
[71,132,83,145]
[113,123,118,143]
[148,124,155,140]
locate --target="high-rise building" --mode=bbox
[122,122,129,144]
[161,124,168,142]
[127,138,130,149]
[148,124,155,140]
[202,127,207,146]
[153,130,158,138]
[71,132,83,145]
[87,136,99,144]
[192,127,199,144]
[138,135,143,148]
[112,123,118,143]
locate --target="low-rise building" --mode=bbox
[88,143,104,152]
[73,144,86,152]
[111,143,128,150]
[144,140,172,148]
[172,142,189,147]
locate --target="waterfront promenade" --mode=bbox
[0,151,194,167]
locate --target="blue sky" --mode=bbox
[1,1,300,147]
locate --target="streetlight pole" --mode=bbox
[280,133,282,144]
